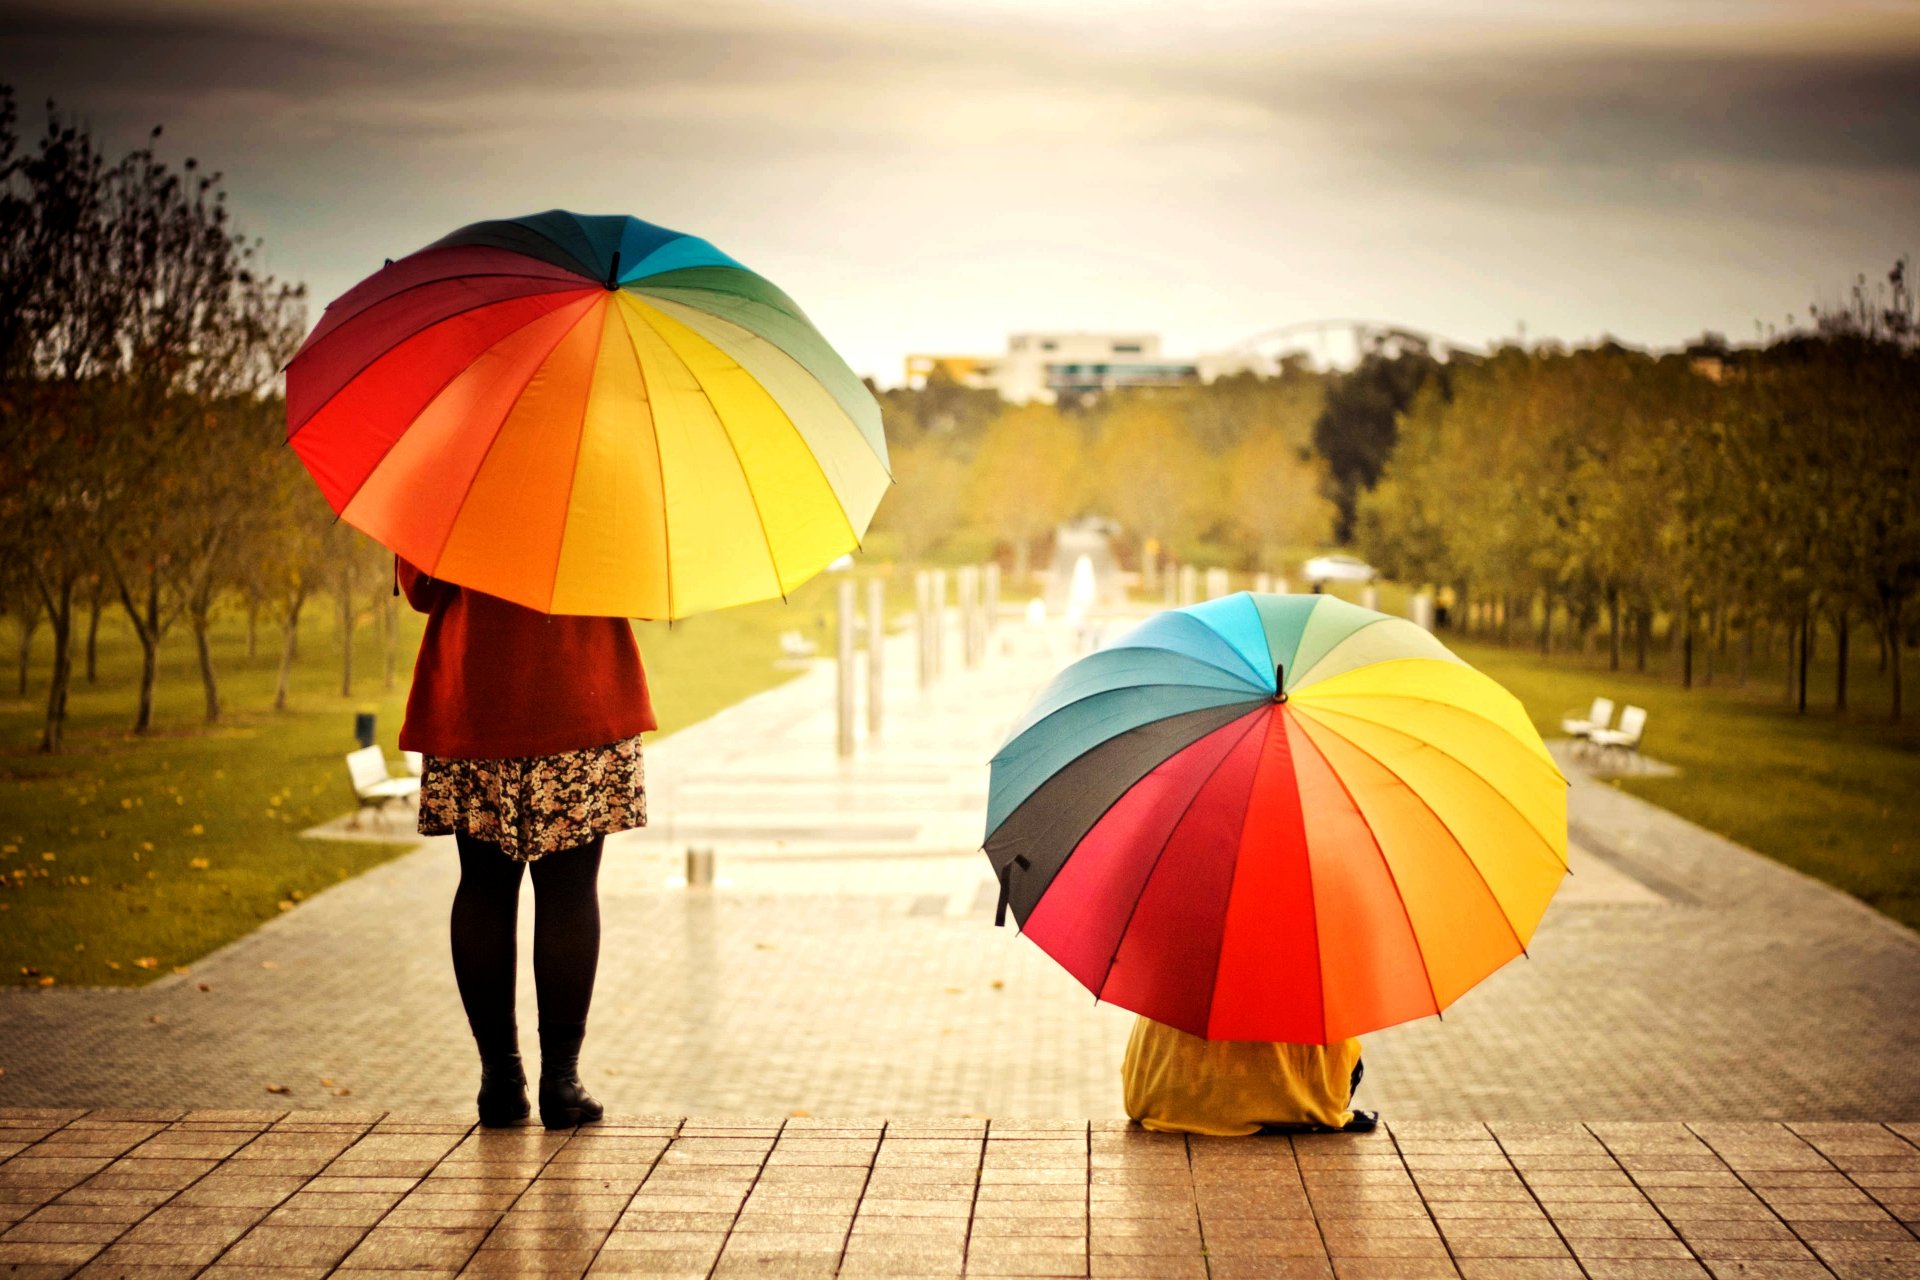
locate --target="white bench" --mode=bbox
[778,629,818,659]
[1561,697,1615,756]
[347,745,421,828]
[1588,705,1648,767]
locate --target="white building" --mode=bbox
[906,332,1206,404]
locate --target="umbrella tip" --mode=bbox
[1274,664,1287,702]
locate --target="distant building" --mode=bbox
[906,332,1208,404]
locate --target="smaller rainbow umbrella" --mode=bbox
[984,592,1568,1044]
[287,211,891,619]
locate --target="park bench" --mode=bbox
[1560,696,1615,756]
[1588,704,1648,767]
[346,745,421,828]
[778,629,818,659]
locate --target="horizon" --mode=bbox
[7,0,1919,386]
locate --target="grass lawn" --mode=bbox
[1,567,899,987]
[1454,637,1920,934]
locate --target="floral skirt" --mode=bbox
[419,735,647,862]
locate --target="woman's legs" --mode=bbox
[451,834,526,1058]
[528,836,605,1127]
[527,836,603,1036]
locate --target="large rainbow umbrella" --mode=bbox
[287,211,890,618]
[984,593,1567,1044]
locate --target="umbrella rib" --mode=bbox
[1297,689,1565,785]
[1291,701,1567,870]
[1294,718,1445,1025]
[1295,712,1538,963]
[622,298,787,601]
[612,300,674,621]
[1294,703,1569,874]
[1091,711,1270,1008]
[323,294,594,536]
[635,295,868,554]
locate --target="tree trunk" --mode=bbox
[339,562,355,699]
[1739,620,1753,687]
[1607,589,1621,672]
[1537,588,1551,656]
[84,580,102,684]
[1635,608,1649,673]
[1891,621,1904,724]
[1681,601,1694,690]
[1834,613,1849,714]
[1702,608,1716,687]
[274,590,304,712]
[246,594,259,661]
[36,572,75,754]
[133,569,161,735]
[193,608,220,723]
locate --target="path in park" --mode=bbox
[1,590,1917,1121]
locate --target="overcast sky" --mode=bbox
[8,0,1919,383]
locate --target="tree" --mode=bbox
[1225,429,1335,571]
[1090,397,1213,564]
[1313,338,1439,542]
[967,403,1083,581]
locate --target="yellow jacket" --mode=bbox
[1121,1016,1362,1137]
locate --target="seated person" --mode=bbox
[1121,1015,1378,1137]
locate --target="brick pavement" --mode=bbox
[1,1109,1917,1280]
[1,609,1918,1121]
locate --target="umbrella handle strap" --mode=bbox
[994,864,1011,928]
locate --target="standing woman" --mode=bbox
[397,558,656,1128]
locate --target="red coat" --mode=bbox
[397,559,657,760]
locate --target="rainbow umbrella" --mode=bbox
[287,211,890,618]
[985,592,1567,1044]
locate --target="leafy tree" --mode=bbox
[967,402,1084,581]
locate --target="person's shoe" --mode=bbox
[1342,1109,1380,1133]
[476,1053,530,1127]
[537,1028,604,1129]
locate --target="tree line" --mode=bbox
[0,90,396,753]
[869,361,1338,581]
[1358,265,1920,721]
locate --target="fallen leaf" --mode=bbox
[196,982,211,992]
[40,852,54,862]
[107,961,121,971]
[320,1077,334,1086]
[330,1087,352,1097]
[991,980,1005,990]
[189,824,205,836]
[189,858,210,870]
[944,987,963,994]
[260,960,280,970]
[754,942,776,950]
[790,1109,811,1118]
[134,957,159,970]
[140,841,154,852]
[172,966,189,975]
[265,1083,291,1095]
[37,976,54,987]
[276,900,294,912]
[147,1014,166,1025]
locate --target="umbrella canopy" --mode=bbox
[287,211,891,618]
[984,592,1567,1044]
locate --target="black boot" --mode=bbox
[538,1025,603,1129]
[476,1051,530,1127]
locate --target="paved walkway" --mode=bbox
[1,610,1917,1120]
[2,1109,1917,1279]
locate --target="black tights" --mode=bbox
[450,833,603,1060]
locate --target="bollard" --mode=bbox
[921,571,936,690]
[685,847,715,888]
[1274,575,1291,595]
[836,578,856,758]
[958,567,979,668]
[867,578,885,735]
[1255,572,1273,596]
[984,562,1001,636]
[929,569,947,679]
[1163,561,1177,607]
[1411,592,1435,631]
[1204,567,1229,600]
[1179,564,1198,607]
[1361,584,1379,612]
